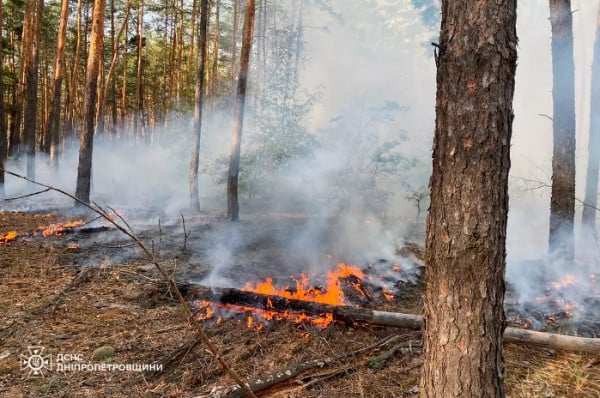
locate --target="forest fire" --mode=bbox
[38,220,84,237]
[0,231,18,245]
[0,220,84,245]
[197,264,385,329]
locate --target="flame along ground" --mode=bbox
[0,219,84,244]
[197,263,396,330]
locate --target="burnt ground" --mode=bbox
[1,210,600,397]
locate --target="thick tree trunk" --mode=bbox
[548,0,576,264]
[0,0,6,200]
[48,0,70,168]
[75,0,106,203]
[227,0,255,221]
[421,2,517,397]
[22,0,43,180]
[189,0,209,211]
[582,2,600,241]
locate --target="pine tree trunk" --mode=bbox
[48,0,70,168]
[582,2,600,240]
[101,1,130,136]
[133,0,144,139]
[0,0,6,200]
[227,0,255,221]
[420,1,517,397]
[121,12,128,134]
[190,0,209,211]
[65,0,83,141]
[22,0,43,180]
[231,0,239,92]
[548,0,576,265]
[211,0,220,96]
[75,0,106,203]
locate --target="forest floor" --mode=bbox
[1,211,600,397]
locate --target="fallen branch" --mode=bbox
[2,169,257,398]
[189,285,600,355]
[3,188,50,201]
[197,334,412,398]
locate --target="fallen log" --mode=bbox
[188,286,600,355]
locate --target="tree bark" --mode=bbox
[75,0,106,203]
[582,2,600,241]
[211,0,220,96]
[230,0,239,92]
[65,0,84,142]
[421,2,517,397]
[22,0,43,180]
[100,1,131,132]
[227,0,256,221]
[190,0,209,211]
[548,0,576,264]
[0,0,6,200]
[133,0,145,139]
[48,0,70,168]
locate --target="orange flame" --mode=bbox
[38,220,84,238]
[198,264,369,329]
[0,231,18,245]
[67,243,80,250]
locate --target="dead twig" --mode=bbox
[3,188,50,201]
[198,334,403,398]
[181,213,190,252]
[1,169,257,398]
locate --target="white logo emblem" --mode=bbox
[20,346,51,378]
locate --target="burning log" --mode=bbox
[189,286,600,355]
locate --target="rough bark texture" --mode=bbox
[48,0,70,168]
[22,0,44,179]
[548,0,576,264]
[582,2,600,240]
[190,0,209,211]
[421,1,517,397]
[75,0,106,203]
[227,0,255,221]
[0,0,5,200]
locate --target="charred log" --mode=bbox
[188,285,600,355]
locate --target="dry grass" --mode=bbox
[1,212,599,397]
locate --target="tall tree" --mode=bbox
[420,1,517,397]
[48,0,70,168]
[582,1,600,240]
[548,0,576,264]
[133,0,145,138]
[190,0,209,211]
[75,0,106,203]
[227,0,256,221]
[210,0,220,96]
[22,0,43,179]
[0,0,6,200]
